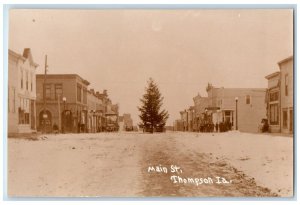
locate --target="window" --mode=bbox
[18,110,29,125]
[283,109,288,128]
[77,84,82,102]
[83,88,87,104]
[25,113,30,124]
[285,74,288,96]
[218,99,222,106]
[18,108,24,124]
[30,72,33,91]
[26,71,29,90]
[270,91,279,102]
[55,84,63,100]
[44,84,52,100]
[20,69,23,89]
[269,104,279,125]
[246,95,251,104]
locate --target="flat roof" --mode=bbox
[36,74,90,85]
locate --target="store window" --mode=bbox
[270,104,279,125]
[283,109,288,128]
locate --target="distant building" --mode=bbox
[87,89,106,133]
[180,110,188,131]
[8,48,38,134]
[119,113,133,131]
[206,84,267,133]
[193,94,210,131]
[265,56,293,134]
[36,74,90,133]
[173,119,184,131]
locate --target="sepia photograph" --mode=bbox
[6,6,294,198]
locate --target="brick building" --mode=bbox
[36,74,90,133]
[87,89,106,133]
[8,48,38,134]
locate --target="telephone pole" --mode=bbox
[43,55,48,133]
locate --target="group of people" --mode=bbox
[197,120,232,133]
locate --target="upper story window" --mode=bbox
[270,91,279,102]
[285,74,288,96]
[218,99,222,106]
[20,69,23,89]
[26,71,29,90]
[77,84,82,102]
[55,84,63,100]
[245,95,251,104]
[44,84,52,100]
[30,72,33,91]
[83,88,87,104]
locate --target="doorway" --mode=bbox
[39,110,52,133]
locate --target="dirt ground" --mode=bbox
[7,131,293,197]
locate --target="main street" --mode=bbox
[8,131,293,197]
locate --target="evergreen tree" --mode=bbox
[138,78,169,133]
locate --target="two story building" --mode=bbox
[8,48,38,135]
[36,74,90,133]
[206,84,267,133]
[265,56,293,134]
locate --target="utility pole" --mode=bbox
[43,55,48,134]
[57,94,61,133]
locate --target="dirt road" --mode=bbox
[8,132,289,197]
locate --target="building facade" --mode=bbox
[36,74,90,133]
[265,56,293,134]
[265,72,280,133]
[206,84,267,133]
[193,94,210,131]
[175,83,267,133]
[8,48,38,134]
[87,89,106,133]
[118,113,133,131]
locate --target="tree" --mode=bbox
[138,78,169,133]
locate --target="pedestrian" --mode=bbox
[53,123,59,134]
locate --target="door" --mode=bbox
[30,100,35,130]
[62,110,73,133]
[39,110,52,133]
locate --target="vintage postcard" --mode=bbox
[6,7,294,198]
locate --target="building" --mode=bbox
[36,74,90,133]
[265,56,293,134]
[119,113,133,131]
[123,113,133,131]
[179,110,188,131]
[173,119,184,131]
[193,94,210,131]
[206,84,267,133]
[179,106,195,132]
[279,56,293,134]
[265,72,280,133]
[87,89,106,133]
[8,48,38,134]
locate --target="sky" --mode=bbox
[9,9,293,125]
